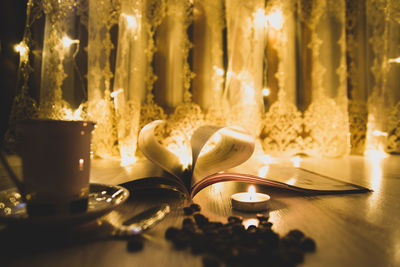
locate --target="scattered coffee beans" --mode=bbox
[165,204,316,267]
[127,235,144,252]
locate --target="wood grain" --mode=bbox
[0,155,399,267]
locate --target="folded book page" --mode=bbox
[138,120,256,191]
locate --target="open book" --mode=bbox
[133,120,370,199]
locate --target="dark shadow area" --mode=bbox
[0,1,27,146]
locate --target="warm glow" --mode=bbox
[14,41,29,63]
[111,88,124,98]
[213,66,224,77]
[258,165,270,177]
[262,87,271,97]
[286,177,296,185]
[372,130,388,137]
[79,158,84,171]
[388,57,400,63]
[120,155,137,167]
[248,185,256,201]
[218,127,254,144]
[168,144,192,169]
[199,133,222,156]
[111,88,124,109]
[365,148,388,160]
[266,9,283,30]
[290,156,302,168]
[123,13,140,37]
[258,154,275,165]
[64,104,84,120]
[61,36,79,49]
[253,8,267,29]
[242,82,255,100]
[243,218,259,229]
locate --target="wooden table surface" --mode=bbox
[0,154,399,267]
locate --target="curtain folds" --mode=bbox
[6,0,400,160]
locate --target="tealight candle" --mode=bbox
[231,186,270,212]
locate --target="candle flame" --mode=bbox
[248,185,256,201]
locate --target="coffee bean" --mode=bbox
[194,213,209,226]
[165,227,180,240]
[183,217,194,225]
[286,248,305,264]
[256,213,269,222]
[190,203,201,212]
[300,237,316,252]
[287,229,305,240]
[183,206,194,215]
[127,236,144,252]
[227,216,243,224]
[259,220,273,228]
[165,203,316,267]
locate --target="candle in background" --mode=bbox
[231,185,270,212]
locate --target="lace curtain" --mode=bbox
[6,0,400,162]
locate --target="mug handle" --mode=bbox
[0,150,26,200]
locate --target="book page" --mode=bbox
[138,120,256,191]
[138,120,184,179]
[191,126,255,186]
[190,154,371,197]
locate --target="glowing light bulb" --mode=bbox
[123,14,139,32]
[388,57,400,63]
[262,87,271,96]
[213,66,224,77]
[61,36,79,49]
[14,41,29,63]
[266,9,283,30]
[111,88,124,98]
[372,130,388,137]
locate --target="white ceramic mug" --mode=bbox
[16,119,96,216]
